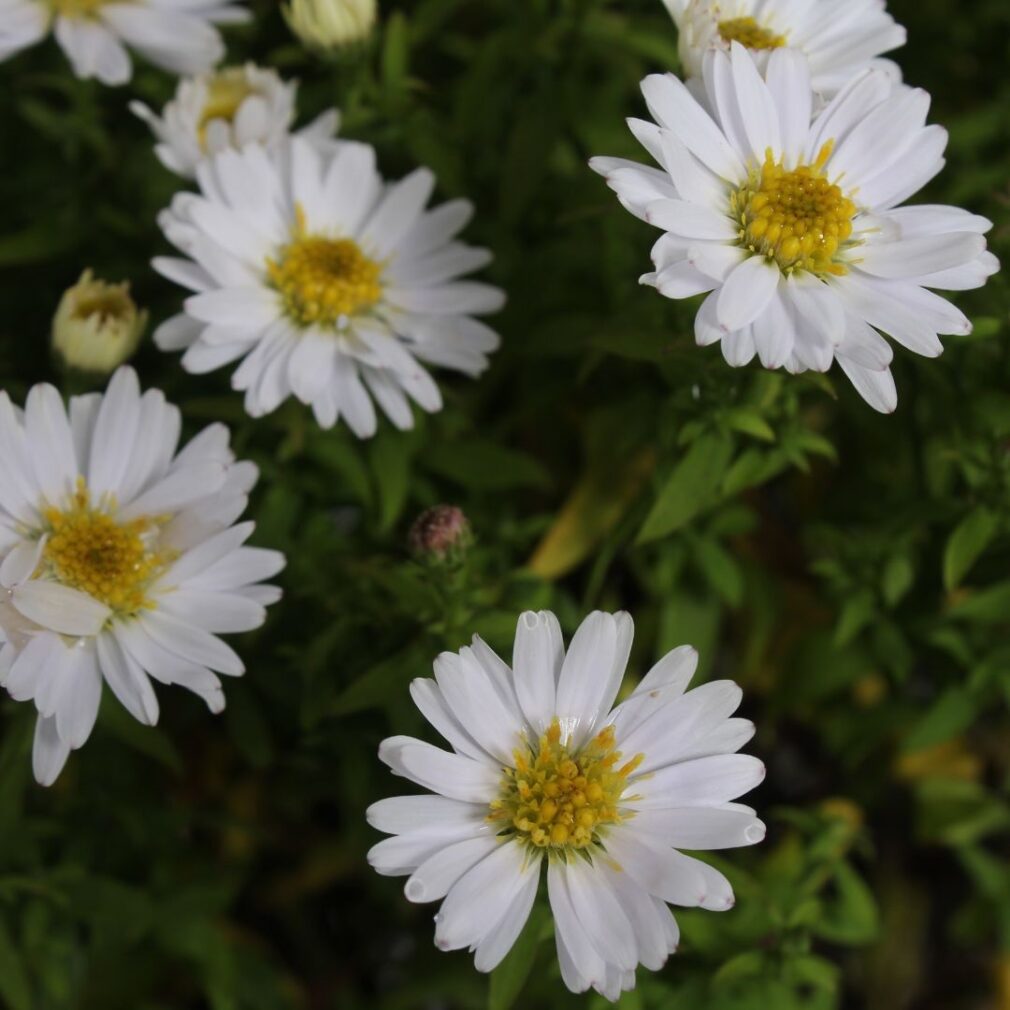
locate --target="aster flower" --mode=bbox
[0,0,248,86]
[130,63,341,180]
[153,138,504,436]
[368,610,765,1001]
[665,0,906,97]
[590,46,999,412]
[0,367,284,785]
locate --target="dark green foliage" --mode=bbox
[0,0,1008,1007]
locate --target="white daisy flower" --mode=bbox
[130,63,341,180]
[0,0,248,87]
[153,137,504,436]
[665,0,906,97]
[368,610,765,1001]
[590,46,999,413]
[0,367,284,786]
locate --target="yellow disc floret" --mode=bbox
[718,16,786,50]
[197,70,257,147]
[41,481,173,616]
[266,206,383,328]
[489,719,643,852]
[731,143,856,277]
[49,0,109,16]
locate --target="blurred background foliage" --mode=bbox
[0,0,1009,1007]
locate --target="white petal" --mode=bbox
[512,610,562,734]
[635,753,766,807]
[24,384,78,506]
[378,736,500,803]
[640,73,745,183]
[473,858,540,971]
[554,611,618,746]
[855,233,986,280]
[366,794,487,835]
[96,629,159,725]
[716,257,780,331]
[434,841,532,951]
[404,834,500,904]
[12,581,110,637]
[632,804,767,849]
[32,714,71,787]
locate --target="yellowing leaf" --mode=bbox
[528,449,654,579]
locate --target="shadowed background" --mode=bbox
[0,0,1008,1007]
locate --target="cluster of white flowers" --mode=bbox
[0,0,999,1003]
[594,0,998,412]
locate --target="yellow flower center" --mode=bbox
[197,71,256,147]
[49,0,110,16]
[41,482,173,615]
[489,720,643,851]
[266,207,383,328]
[718,16,786,50]
[731,143,856,276]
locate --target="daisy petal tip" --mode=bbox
[519,610,540,630]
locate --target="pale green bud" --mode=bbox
[283,0,377,51]
[52,270,147,375]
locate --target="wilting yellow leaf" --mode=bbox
[528,449,655,580]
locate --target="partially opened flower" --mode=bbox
[368,610,765,1001]
[0,367,284,785]
[666,0,906,98]
[131,63,341,179]
[0,0,249,86]
[52,269,147,374]
[154,138,503,435]
[591,46,999,412]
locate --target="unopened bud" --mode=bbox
[52,270,147,375]
[283,0,377,52]
[408,505,472,565]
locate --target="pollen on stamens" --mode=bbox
[718,16,786,50]
[266,205,383,329]
[730,142,856,277]
[41,479,173,615]
[488,719,643,852]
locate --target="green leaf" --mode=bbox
[723,408,775,442]
[814,862,878,944]
[369,431,413,532]
[881,556,914,607]
[834,588,875,646]
[423,440,550,491]
[329,645,426,716]
[949,581,1010,623]
[713,951,768,987]
[785,954,840,993]
[487,906,546,1010]
[902,687,977,753]
[943,506,998,590]
[637,432,734,544]
[381,12,410,92]
[692,537,744,607]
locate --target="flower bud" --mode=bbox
[52,270,147,375]
[283,0,377,52]
[408,505,472,565]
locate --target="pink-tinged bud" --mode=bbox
[408,505,472,564]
